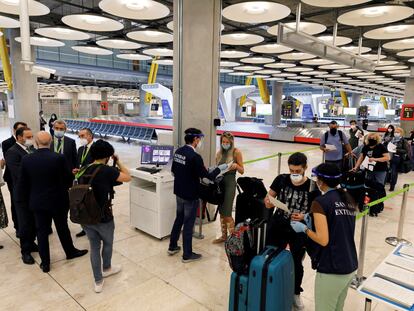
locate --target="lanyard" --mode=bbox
[75,163,99,181]
[80,146,90,166]
[54,138,64,154]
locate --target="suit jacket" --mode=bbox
[4,143,29,190]
[16,148,73,212]
[76,143,94,169]
[2,136,16,183]
[50,135,77,171]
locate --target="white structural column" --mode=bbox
[173,0,221,165]
[72,92,79,118]
[271,81,283,126]
[351,93,361,108]
[8,29,39,131]
[101,90,108,116]
[139,87,150,117]
[402,69,414,135]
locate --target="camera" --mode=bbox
[30,65,57,79]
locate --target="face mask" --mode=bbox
[316,180,325,194]
[24,139,34,147]
[79,138,88,146]
[196,139,203,150]
[388,128,393,133]
[290,174,303,184]
[350,125,356,130]
[54,130,65,138]
[222,143,231,151]
[368,139,377,146]
[394,133,401,138]
[330,128,337,135]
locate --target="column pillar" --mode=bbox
[402,70,414,135]
[8,29,39,131]
[100,91,108,116]
[389,98,397,110]
[139,86,150,117]
[351,93,361,108]
[72,92,79,119]
[271,81,283,126]
[173,0,221,165]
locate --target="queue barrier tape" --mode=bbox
[356,182,414,220]
[243,146,320,165]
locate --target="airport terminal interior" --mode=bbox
[1,0,414,310]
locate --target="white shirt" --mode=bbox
[16,142,29,153]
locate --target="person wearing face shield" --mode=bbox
[212,132,244,244]
[388,127,409,191]
[168,128,230,263]
[291,163,357,311]
[73,127,95,238]
[77,139,131,293]
[264,152,320,310]
[50,119,77,173]
[4,127,37,265]
[320,121,353,171]
[353,133,390,185]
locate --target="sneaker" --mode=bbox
[102,265,122,278]
[293,294,305,310]
[167,246,181,256]
[182,252,202,263]
[94,280,104,293]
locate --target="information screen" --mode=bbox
[141,145,174,166]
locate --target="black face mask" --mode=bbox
[330,128,337,135]
[368,139,377,146]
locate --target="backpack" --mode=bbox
[69,165,103,225]
[225,221,255,274]
[324,130,344,145]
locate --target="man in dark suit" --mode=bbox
[16,131,88,273]
[1,121,27,235]
[50,119,77,172]
[73,127,95,238]
[4,127,37,264]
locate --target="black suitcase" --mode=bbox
[364,180,386,217]
[342,168,365,212]
[235,177,273,225]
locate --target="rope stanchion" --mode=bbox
[277,152,282,175]
[193,201,205,240]
[351,204,369,289]
[385,184,411,246]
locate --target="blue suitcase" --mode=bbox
[247,246,294,311]
[229,273,249,311]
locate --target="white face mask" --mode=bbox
[388,128,393,133]
[290,174,304,184]
[196,139,203,150]
[24,139,34,147]
[79,138,88,146]
[54,130,65,138]
[394,133,401,138]
[350,125,356,130]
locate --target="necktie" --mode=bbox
[57,138,62,154]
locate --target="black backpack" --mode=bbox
[324,130,344,145]
[69,165,103,225]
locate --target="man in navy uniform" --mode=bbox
[168,128,228,263]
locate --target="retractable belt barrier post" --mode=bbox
[193,201,205,240]
[385,184,412,246]
[277,152,282,175]
[351,205,369,289]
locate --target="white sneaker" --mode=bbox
[293,294,305,310]
[94,280,104,293]
[102,265,122,278]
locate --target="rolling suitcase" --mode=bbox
[247,246,294,311]
[228,220,267,311]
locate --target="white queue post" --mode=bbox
[385,184,412,246]
[193,200,205,240]
[351,205,369,289]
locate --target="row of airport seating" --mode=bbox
[65,119,157,143]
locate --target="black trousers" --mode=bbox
[6,181,18,232]
[34,209,76,265]
[290,233,307,295]
[15,204,36,255]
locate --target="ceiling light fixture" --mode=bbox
[83,15,106,25]
[243,2,268,15]
[385,25,407,33]
[123,0,151,11]
[144,30,161,37]
[362,7,386,18]
[2,0,18,5]
[231,33,249,40]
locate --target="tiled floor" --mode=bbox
[0,114,413,311]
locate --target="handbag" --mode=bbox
[0,190,8,229]
[199,175,224,205]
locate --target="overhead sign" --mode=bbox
[401,104,414,120]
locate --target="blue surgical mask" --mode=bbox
[54,130,65,138]
[222,143,231,150]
